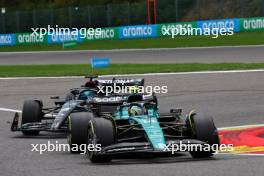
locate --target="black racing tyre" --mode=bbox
[87,118,115,163]
[188,113,220,158]
[21,100,42,136]
[68,112,93,153]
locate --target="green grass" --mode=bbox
[0,31,263,52]
[1,63,264,77]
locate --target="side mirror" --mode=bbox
[50,96,60,99]
[71,89,80,95]
[170,108,182,116]
[55,101,65,106]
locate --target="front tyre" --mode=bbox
[187,112,220,158]
[21,100,42,136]
[87,118,115,163]
[68,112,93,153]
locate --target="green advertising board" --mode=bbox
[240,17,264,31]
[158,22,197,37]
[62,42,77,49]
[85,27,118,41]
[0,16,262,47]
[16,33,47,45]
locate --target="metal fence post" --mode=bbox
[16,11,20,33]
[87,5,91,27]
[127,2,131,25]
[106,4,112,27]
[240,0,245,17]
[196,0,201,19]
[262,0,264,16]
[175,0,179,22]
[32,9,37,28]
[50,9,54,27]
[68,7,73,27]
[219,0,224,19]
[1,14,6,33]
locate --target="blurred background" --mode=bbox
[0,0,263,33]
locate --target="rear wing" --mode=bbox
[91,93,156,104]
[90,96,125,115]
[85,75,144,86]
[90,93,157,115]
[97,78,144,86]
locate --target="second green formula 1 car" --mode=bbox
[68,94,220,163]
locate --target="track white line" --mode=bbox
[0,44,264,54]
[99,69,264,78]
[0,108,21,113]
[0,69,264,80]
[218,124,264,130]
[0,76,84,80]
[233,153,264,156]
[1,106,264,131]
[216,153,264,156]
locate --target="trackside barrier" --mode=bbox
[197,18,240,33]
[0,17,263,46]
[0,34,16,46]
[119,24,158,39]
[16,33,47,45]
[240,17,264,31]
[85,27,119,41]
[158,22,197,37]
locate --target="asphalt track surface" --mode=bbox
[1,72,264,176]
[0,45,264,65]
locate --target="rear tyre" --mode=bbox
[21,100,42,136]
[68,112,93,153]
[188,113,220,158]
[87,118,115,163]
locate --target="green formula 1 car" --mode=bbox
[68,94,220,163]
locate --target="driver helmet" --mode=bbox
[85,80,99,89]
[129,105,143,116]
